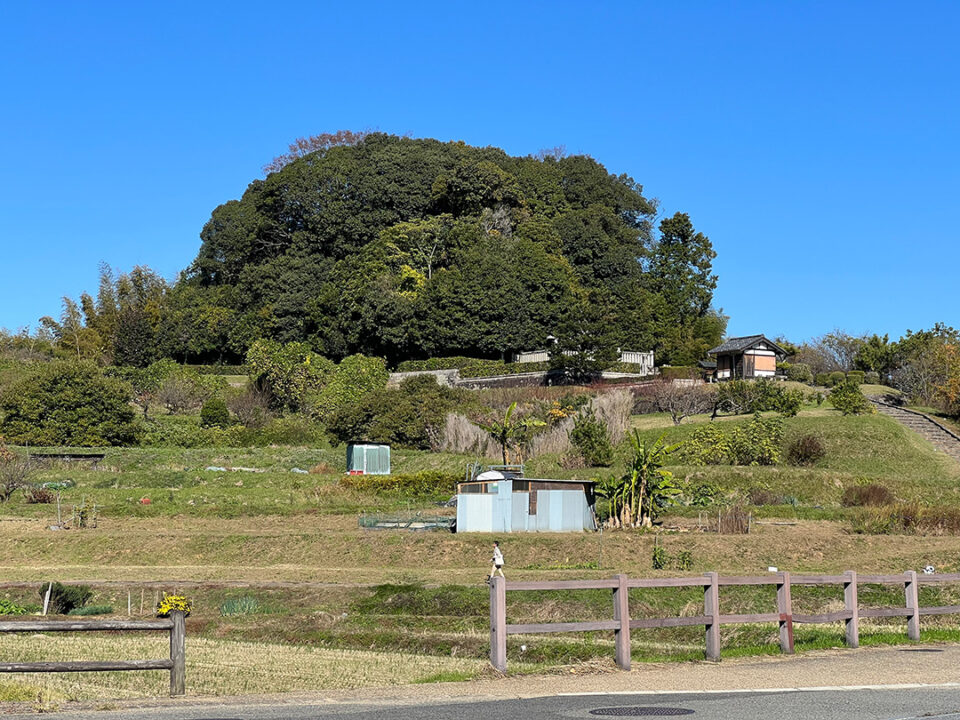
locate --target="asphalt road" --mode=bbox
[8,687,960,720]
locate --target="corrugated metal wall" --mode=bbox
[457,483,596,533]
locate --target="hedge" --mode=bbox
[605,362,654,375]
[828,371,847,387]
[396,357,490,372]
[339,471,460,495]
[660,366,698,380]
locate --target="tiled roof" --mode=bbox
[707,335,787,356]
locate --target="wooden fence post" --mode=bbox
[169,610,185,697]
[844,570,859,648]
[613,574,631,671]
[904,570,920,641]
[489,577,507,672]
[777,571,794,654]
[704,572,720,661]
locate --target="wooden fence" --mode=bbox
[489,571,960,672]
[0,611,186,696]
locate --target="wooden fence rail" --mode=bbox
[0,611,186,696]
[489,570,958,672]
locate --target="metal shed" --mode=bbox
[456,470,596,533]
[346,442,391,475]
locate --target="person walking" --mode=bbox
[488,541,505,582]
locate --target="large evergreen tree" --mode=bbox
[57,133,724,366]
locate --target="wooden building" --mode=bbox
[707,335,788,380]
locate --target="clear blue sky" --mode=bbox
[1,1,957,343]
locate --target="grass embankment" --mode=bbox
[3,404,960,700]
[2,578,960,701]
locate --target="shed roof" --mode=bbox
[457,477,595,487]
[707,335,788,357]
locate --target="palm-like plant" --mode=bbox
[598,432,682,528]
[478,402,545,465]
[627,431,682,527]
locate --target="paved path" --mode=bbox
[7,688,960,720]
[6,644,960,719]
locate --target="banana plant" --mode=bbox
[626,431,683,527]
[477,402,545,465]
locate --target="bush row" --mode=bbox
[682,414,784,466]
[339,471,460,495]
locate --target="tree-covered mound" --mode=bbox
[60,133,724,367]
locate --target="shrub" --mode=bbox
[683,424,732,465]
[815,373,831,387]
[23,487,55,504]
[715,378,782,415]
[252,416,326,446]
[41,582,93,615]
[842,483,894,507]
[0,363,139,446]
[829,371,847,387]
[785,363,813,383]
[651,545,669,570]
[247,340,334,413]
[326,375,467,450]
[569,410,613,466]
[0,599,28,616]
[830,380,875,415]
[139,415,244,448]
[156,594,192,617]
[865,371,881,385]
[68,605,113,616]
[225,388,271,429]
[685,479,723,506]
[787,434,826,466]
[773,388,804,417]
[0,442,33,503]
[674,550,693,571]
[309,354,389,420]
[199,397,231,428]
[847,370,865,385]
[748,487,781,506]
[339,471,459,496]
[730,413,783,465]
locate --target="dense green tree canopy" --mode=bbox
[0,362,139,446]
[60,133,724,366]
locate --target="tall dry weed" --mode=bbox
[439,413,497,458]
[591,390,632,445]
[527,417,575,458]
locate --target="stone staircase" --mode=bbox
[872,400,960,463]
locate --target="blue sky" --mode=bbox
[1,1,957,343]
